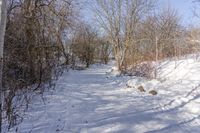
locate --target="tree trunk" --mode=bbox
[0,0,7,131]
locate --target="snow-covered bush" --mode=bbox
[123,62,155,79]
[134,62,155,79]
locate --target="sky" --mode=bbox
[81,0,200,27]
[165,0,199,26]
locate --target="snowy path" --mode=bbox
[8,61,200,133]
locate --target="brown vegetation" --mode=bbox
[149,90,158,95]
[137,86,146,92]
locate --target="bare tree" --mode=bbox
[94,0,122,70]
[94,0,155,71]
[2,0,80,129]
[0,0,7,131]
[71,23,97,68]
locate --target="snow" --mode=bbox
[3,57,200,133]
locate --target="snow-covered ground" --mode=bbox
[4,57,200,133]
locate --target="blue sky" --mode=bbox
[164,0,198,26]
[81,0,199,27]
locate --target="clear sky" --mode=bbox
[164,0,199,26]
[81,0,199,27]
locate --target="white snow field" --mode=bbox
[6,57,200,133]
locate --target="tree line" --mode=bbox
[1,0,111,130]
